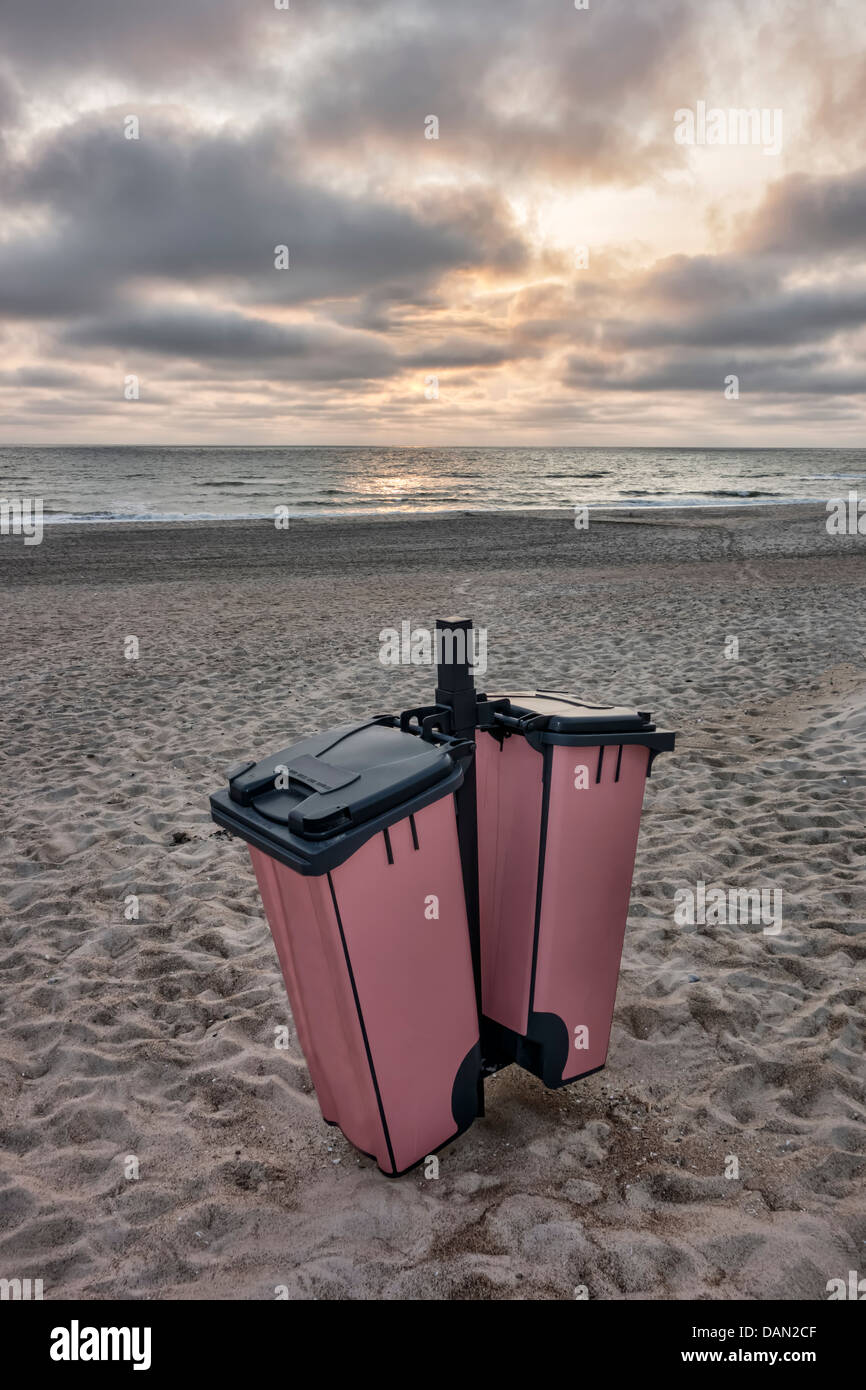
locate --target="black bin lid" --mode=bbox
[485,691,653,734]
[210,718,464,875]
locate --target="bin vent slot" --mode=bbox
[409,814,420,850]
[383,827,394,864]
[595,746,604,783]
[614,744,623,782]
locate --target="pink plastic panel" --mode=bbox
[330,796,479,1174]
[533,742,649,1081]
[476,732,544,1034]
[250,848,389,1166]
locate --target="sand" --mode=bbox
[1,504,864,1300]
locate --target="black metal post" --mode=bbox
[434,617,485,1114]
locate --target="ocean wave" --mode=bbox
[704,489,770,498]
[41,510,276,524]
[38,496,825,524]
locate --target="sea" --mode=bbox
[1,445,863,524]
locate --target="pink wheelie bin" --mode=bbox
[210,716,482,1175]
[474,692,674,1088]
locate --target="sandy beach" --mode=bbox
[1,504,865,1300]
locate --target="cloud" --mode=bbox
[619,284,866,350]
[563,348,866,395]
[0,0,261,83]
[0,365,87,389]
[741,166,866,257]
[295,0,700,182]
[0,66,20,132]
[64,306,402,381]
[636,254,778,308]
[0,116,527,320]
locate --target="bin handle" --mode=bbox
[492,710,547,734]
[278,753,360,798]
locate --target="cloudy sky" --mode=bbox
[0,0,864,445]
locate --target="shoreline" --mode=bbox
[31,499,837,531]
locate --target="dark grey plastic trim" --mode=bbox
[210,761,464,876]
